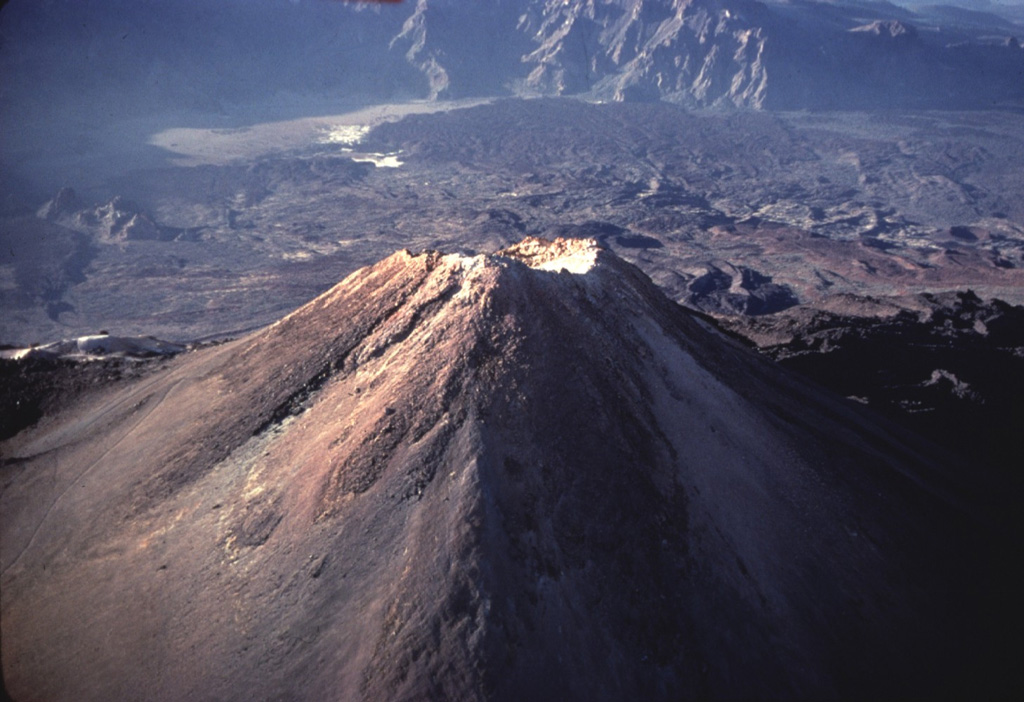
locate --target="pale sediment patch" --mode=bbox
[320,124,371,146]
[148,98,492,166]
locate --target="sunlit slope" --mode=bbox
[1,238,1011,700]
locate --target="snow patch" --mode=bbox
[451,253,486,273]
[320,124,370,145]
[503,237,602,275]
[351,153,404,168]
[2,334,186,360]
[533,249,598,274]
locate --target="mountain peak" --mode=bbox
[1,238,1006,701]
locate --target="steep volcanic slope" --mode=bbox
[0,238,1014,700]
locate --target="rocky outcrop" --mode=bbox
[35,187,83,221]
[517,0,771,106]
[721,290,1024,472]
[685,261,798,315]
[384,0,1023,109]
[850,19,919,40]
[36,191,172,242]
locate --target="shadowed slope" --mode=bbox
[1,238,1011,700]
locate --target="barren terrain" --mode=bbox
[3,2,1024,698]
[3,239,1015,700]
[4,99,1024,346]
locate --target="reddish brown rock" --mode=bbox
[1,238,1015,700]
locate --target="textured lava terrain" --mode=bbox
[4,100,1024,345]
[722,290,1024,474]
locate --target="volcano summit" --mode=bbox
[0,238,1015,700]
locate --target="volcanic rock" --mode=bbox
[720,290,1024,473]
[84,197,164,242]
[36,192,170,243]
[35,187,82,222]
[0,238,1015,700]
[850,20,919,40]
[685,261,799,316]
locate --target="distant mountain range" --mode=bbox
[2,0,1022,114]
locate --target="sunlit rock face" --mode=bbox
[385,0,1024,109]
[2,238,1013,700]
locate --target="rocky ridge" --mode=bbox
[2,0,1022,116]
[385,0,1024,109]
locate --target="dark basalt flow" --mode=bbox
[0,355,171,442]
[722,290,1024,475]
[685,263,800,316]
[1,238,1018,701]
